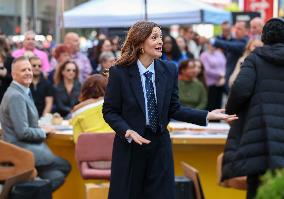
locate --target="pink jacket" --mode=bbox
[12,48,51,73]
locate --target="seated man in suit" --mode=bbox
[0,56,71,191]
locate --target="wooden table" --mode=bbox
[169,122,245,199]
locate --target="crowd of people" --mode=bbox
[0,17,265,120]
[0,17,265,121]
[0,31,118,119]
[1,16,280,198]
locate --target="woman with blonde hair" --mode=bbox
[229,39,263,87]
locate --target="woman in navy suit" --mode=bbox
[103,21,237,199]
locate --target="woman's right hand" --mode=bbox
[125,129,151,145]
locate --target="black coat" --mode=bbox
[53,80,81,118]
[103,59,208,199]
[0,56,13,103]
[222,43,284,180]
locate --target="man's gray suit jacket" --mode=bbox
[0,82,55,166]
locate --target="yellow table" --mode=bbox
[46,122,247,199]
[170,122,245,199]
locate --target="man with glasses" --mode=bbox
[29,56,54,117]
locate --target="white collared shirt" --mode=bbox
[137,59,157,125]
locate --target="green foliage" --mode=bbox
[256,169,284,199]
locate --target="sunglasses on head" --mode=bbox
[32,64,41,68]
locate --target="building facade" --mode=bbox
[0,0,87,35]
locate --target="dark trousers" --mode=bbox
[207,85,224,111]
[36,156,71,192]
[247,174,261,199]
[128,129,175,199]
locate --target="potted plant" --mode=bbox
[256,169,284,199]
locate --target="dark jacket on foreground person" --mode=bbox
[222,43,284,180]
[103,59,208,199]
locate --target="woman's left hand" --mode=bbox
[207,109,238,124]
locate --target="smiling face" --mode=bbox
[12,59,33,87]
[139,27,163,60]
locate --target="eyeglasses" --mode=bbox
[32,64,41,68]
[66,69,76,72]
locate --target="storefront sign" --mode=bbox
[244,0,273,21]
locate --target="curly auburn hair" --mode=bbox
[79,74,108,102]
[261,18,284,45]
[54,44,69,60]
[116,21,160,66]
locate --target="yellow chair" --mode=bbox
[85,183,109,199]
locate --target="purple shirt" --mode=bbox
[12,48,51,73]
[200,50,226,86]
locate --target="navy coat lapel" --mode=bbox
[128,63,146,117]
[154,60,166,118]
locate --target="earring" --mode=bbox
[140,48,145,54]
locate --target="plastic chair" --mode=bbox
[216,153,247,190]
[0,140,37,199]
[75,133,115,180]
[181,161,205,199]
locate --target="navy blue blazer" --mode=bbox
[103,59,208,140]
[103,59,208,199]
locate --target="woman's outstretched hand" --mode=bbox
[207,109,238,124]
[125,130,151,145]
